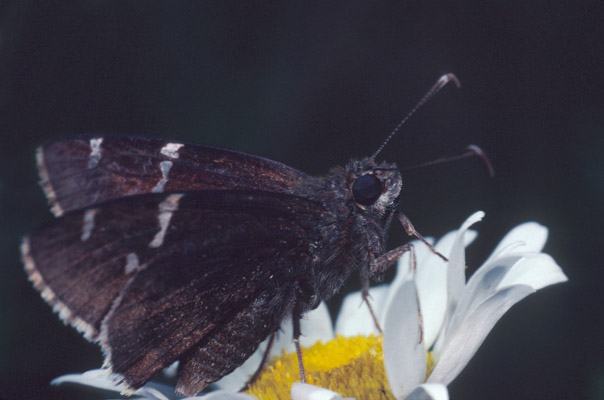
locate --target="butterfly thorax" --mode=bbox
[291,157,403,306]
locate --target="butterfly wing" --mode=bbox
[37,134,309,216]
[23,190,328,394]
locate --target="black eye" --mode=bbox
[352,174,382,206]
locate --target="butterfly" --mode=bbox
[22,74,480,396]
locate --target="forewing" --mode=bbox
[38,134,309,216]
[23,190,326,392]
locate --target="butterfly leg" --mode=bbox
[397,211,448,262]
[361,287,383,334]
[292,309,306,383]
[364,242,416,332]
[292,311,306,383]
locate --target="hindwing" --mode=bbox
[23,190,327,394]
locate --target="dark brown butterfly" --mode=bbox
[23,74,484,396]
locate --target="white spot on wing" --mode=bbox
[151,160,173,193]
[160,142,184,159]
[149,194,183,248]
[81,208,99,241]
[88,137,103,168]
[124,252,140,274]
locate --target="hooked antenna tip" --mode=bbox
[466,144,495,178]
[439,73,461,89]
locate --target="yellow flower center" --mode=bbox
[245,335,395,400]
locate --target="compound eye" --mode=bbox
[352,174,382,206]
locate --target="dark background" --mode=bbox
[1,2,602,399]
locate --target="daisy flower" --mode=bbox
[52,211,567,400]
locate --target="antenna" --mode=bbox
[371,73,460,159]
[401,144,495,177]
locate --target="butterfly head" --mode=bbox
[346,158,402,219]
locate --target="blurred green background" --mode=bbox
[1,2,603,399]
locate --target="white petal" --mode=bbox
[456,212,485,238]
[405,383,449,400]
[336,286,389,336]
[428,285,534,384]
[52,369,174,399]
[274,302,335,356]
[398,237,433,277]
[52,369,125,393]
[398,229,477,349]
[271,322,295,356]
[383,271,426,398]
[384,237,430,324]
[431,212,484,354]
[433,228,477,259]
[291,383,351,400]
[485,222,548,263]
[414,228,477,309]
[448,212,484,306]
[385,239,429,323]
[447,250,567,341]
[444,255,523,339]
[414,237,447,348]
[134,386,174,400]
[497,253,568,290]
[163,361,179,378]
[194,391,257,400]
[301,302,335,346]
